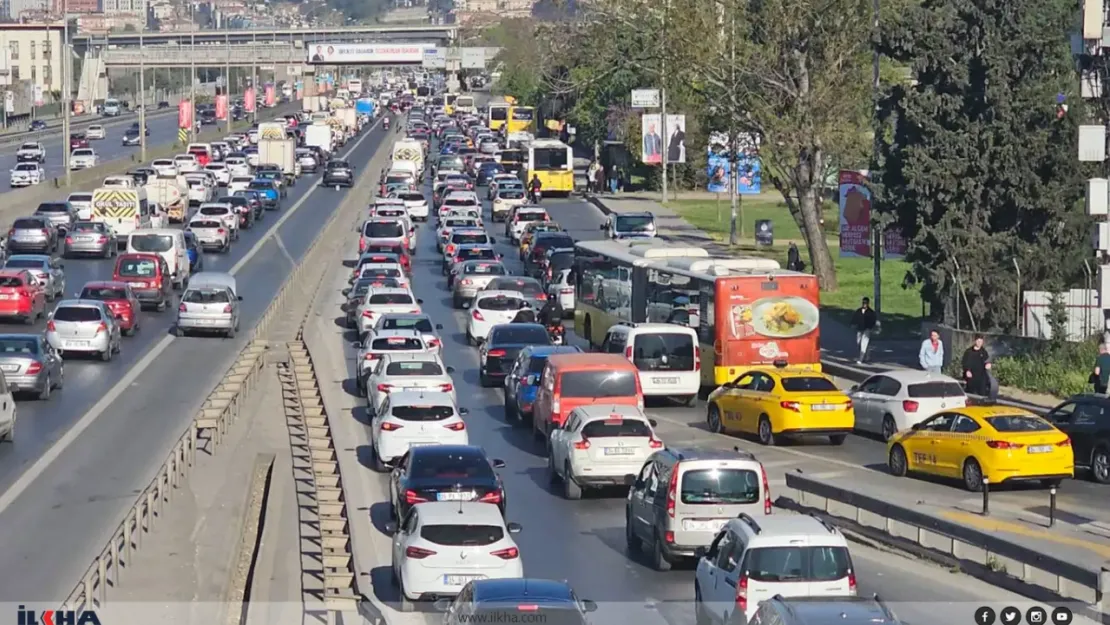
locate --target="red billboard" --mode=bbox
[264,85,275,107]
[215,95,228,120]
[244,88,256,113]
[177,100,192,129]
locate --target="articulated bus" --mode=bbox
[455,94,476,115]
[445,93,459,115]
[526,139,574,195]
[573,240,819,388]
[507,106,536,133]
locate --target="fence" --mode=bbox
[1023,289,1102,341]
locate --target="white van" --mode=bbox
[600,322,701,405]
[127,229,190,289]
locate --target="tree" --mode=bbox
[876,0,1092,331]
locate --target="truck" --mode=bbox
[335,108,358,134]
[259,135,298,187]
[145,177,187,223]
[325,116,347,146]
[92,187,154,245]
[305,123,333,159]
[355,98,376,117]
[391,139,424,176]
[302,96,323,113]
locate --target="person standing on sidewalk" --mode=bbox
[850,297,878,364]
[1093,343,1110,393]
[586,162,597,194]
[961,336,992,396]
[918,329,945,374]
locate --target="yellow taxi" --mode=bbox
[706,367,854,446]
[886,405,1074,491]
[518,222,564,261]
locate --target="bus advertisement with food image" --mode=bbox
[719,273,820,371]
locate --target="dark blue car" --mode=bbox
[503,344,583,422]
[477,162,505,186]
[29,120,47,132]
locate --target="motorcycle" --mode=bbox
[383,118,390,131]
[531,189,542,204]
[547,322,565,345]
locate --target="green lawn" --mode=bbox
[667,197,924,337]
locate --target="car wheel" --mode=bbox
[563,464,582,500]
[624,510,641,552]
[652,533,672,572]
[504,396,517,422]
[757,415,775,446]
[1092,445,1110,484]
[370,445,387,472]
[963,458,985,492]
[100,347,112,362]
[829,434,847,445]
[37,375,51,401]
[226,324,236,339]
[888,444,908,476]
[22,314,33,326]
[466,332,476,347]
[398,576,414,613]
[881,415,898,441]
[479,370,490,387]
[707,404,723,434]
[173,326,185,338]
[0,421,12,442]
[546,452,559,484]
[695,585,711,625]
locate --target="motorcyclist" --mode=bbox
[512,306,537,323]
[530,175,542,203]
[538,297,563,327]
[383,116,390,130]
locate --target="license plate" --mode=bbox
[402,387,423,392]
[437,491,475,501]
[0,365,18,372]
[443,574,484,586]
[652,377,679,384]
[683,518,727,532]
[66,341,90,348]
[604,447,635,456]
[0,295,11,300]
[1028,445,1053,454]
[194,319,215,325]
[811,404,838,411]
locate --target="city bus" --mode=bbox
[488,102,510,131]
[445,93,459,115]
[573,240,819,387]
[526,139,574,195]
[455,94,476,115]
[507,106,536,133]
[347,78,363,95]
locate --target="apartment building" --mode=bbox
[0,24,63,95]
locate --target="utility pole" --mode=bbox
[62,5,71,187]
[190,3,196,141]
[728,10,740,245]
[139,27,146,161]
[871,0,882,312]
[659,0,668,203]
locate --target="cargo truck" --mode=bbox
[305,123,333,159]
[145,177,188,223]
[259,135,298,186]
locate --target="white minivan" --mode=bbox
[127,229,190,289]
[600,322,701,405]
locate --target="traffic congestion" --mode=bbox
[321,82,1087,624]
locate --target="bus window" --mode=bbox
[533,147,569,170]
[490,107,508,122]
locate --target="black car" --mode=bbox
[476,162,505,186]
[219,195,255,229]
[1045,394,1110,483]
[200,109,217,125]
[233,190,265,220]
[157,101,170,109]
[479,323,551,387]
[527,232,575,277]
[322,160,353,187]
[129,122,149,136]
[434,578,597,625]
[29,120,47,132]
[122,128,141,146]
[388,445,506,522]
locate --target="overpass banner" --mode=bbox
[305,43,435,64]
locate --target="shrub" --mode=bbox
[990,339,1098,398]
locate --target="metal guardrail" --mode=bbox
[782,472,1107,607]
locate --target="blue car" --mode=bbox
[503,344,583,423]
[248,180,280,209]
[183,231,203,273]
[29,120,47,132]
[477,162,505,186]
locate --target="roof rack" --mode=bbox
[807,513,838,533]
[737,513,762,534]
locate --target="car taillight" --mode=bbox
[97,236,108,244]
[649,437,664,449]
[405,546,436,559]
[472,310,484,321]
[536,292,547,301]
[362,310,375,318]
[461,279,473,286]
[439,383,453,392]
[561,288,574,294]
[217,229,226,235]
[693,345,701,371]
[1057,438,1072,447]
[404,489,426,505]
[96,322,108,334]
[478,490,501,503]
[446,244,455,254]
[902,400,919,413]
[666,467,678,518]
[487,349,506,357]
[444,421,465,431]
[179,303,188,312]
[848,572,857,594]
[986,440,1024,449]
[780,401,801,412]
[490,547,518,559]
[25,362,42,375]
[377,384,393,393]
[65,236,74,244]
[573,438,590,450]
[223,304,233,313]
[46,320,55,331]
[16,288,30,298]
[381,421,402,431]
[761,464,773,514]
[41,229,50,237]
[736,574,749,611]
[624,346,633,359]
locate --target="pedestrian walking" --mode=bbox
[961,336,992,396]
[1093,343,1110,393]
[786,243,805,272]
[617,167,626,192]
[596,164,607,194]
[850,297,878,364]
[586,162,597,194]
[918,329,944,374]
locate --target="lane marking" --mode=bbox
[941,510,1110,557]
[0,116,385,515]
[273,233,296,266]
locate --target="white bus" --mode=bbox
[455,95,476,115]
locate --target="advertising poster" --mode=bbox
[244,88,256,113]
[719,273,821,367]
[707,132,729,193]
[838,170,872,257]
[177,100,192,129]
[264,85,275,107]
[306,43,434,64]
[706,132,762,194]
[215,95,228,120]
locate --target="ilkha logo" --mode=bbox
[16,606,102,625]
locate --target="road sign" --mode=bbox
[631,89,660,108]
[32,84,43,107]
[461,48,485,69]
[423,47,446,69]
[287,65,302,76]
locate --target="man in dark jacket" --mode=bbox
[538,298,563,326]
[961,336,992,396]
[512,307,536,323]
[850,297,877,364]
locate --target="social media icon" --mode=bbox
[1027,607,1047,624]
[975,607,997,625]
[1051,607,1073,625]
[1001,606,1022,625]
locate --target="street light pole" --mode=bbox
[139,27,146,161]
[224,31,230,133]
[62,6,70,187]
[190,3,196,141]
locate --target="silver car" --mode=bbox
[175,272,241,338]
[7,217,55,254]
[0,333,63,399]
[187,218,231,253]
[63,221,117,258]
[5,255,65,301]
[45,300,122,361]
[451,260,508,308]
[32,201,79,233]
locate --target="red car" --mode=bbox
[78,281,140,335]
[0,269,46,324]
[112,253,174,311]
[69,134,88,149]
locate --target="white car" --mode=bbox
[355,287,422,339]
[204,163,231,185]
[355,263,409,289]
[547,267,575,313]
[195,202,239,239]
[371,313,444,354]
[185,175,214,206]
[491,187,526,220]
[388,502,523,609]
[443,190,481,209]
[151,159,178,177]
[86,124,106,140]
[228,175,253,194]
[67,192,94,221]
[548,405,662,499]
[847,370,968,440]
[225,157,251,178]
[370,391,468,469]
[245,149,260,167]
[10,162,43,187]
[16,142,45,163]
[355,329,431,387]
[488,174,520,200]
[465,290,530,345]
[186,217,231,252]
[173,154,199,173]
[70,148,98,170]
[366,352,458,414]
[507,207,550,243]
[392,191,429,221]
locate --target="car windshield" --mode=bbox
[478,296,524,311]
[74,223,104,233]
[381,317,434,332]
[743,546,853,583]
[385,361,443,376]
[53,306,102,322]
[12,219,44,230]
[365,222,405,238]
[907,381,966,398]
[200,207,229,216]
[69,194,92,203]
[581,418,652,438]
[391,405,455,421]
[780,377,839,392]
[398,193,424,202]
[0,276,24,287]
[183,289,230,304]
[73,150,93,157]
[549,252,574,272]
[681,469,760,504]
[328,161,351,169]
[410,451,495,480]
[15,164,37,172]
[632,333,696,372]
[490,325,549,344]
[0,337,38,354]
[19,143,37,150]
[470,608,583,625]
[464,263,505,276]
[116,258,157,277]
[489,279,543,297]
[249,182,272,190]
[559,371,638,398]
[191,220,223,229]
[368,293,414,305]
[985,415,1054,432]
[129,234,174,253]
[516,211,547,222]
[499,190,525,199]
[81,287,128,300]
[420,525,504,547]
[36,203,68,213]
[616,214,655,231]
[4,259,42,269]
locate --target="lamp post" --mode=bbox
[62,7,70,187]
[139,27,146,161]
[190,4,196,141]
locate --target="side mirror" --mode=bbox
[433,598,452,613]
[462,301,471,309]
[911,423,923,431]
[599,224,606,230]
[649,419,658,427]
[383,521,397,534]
[237,295,243,301]
[459,407,469,415]
[849,384,859,392]
[694,546,708,560]
[416,299,423,305]
[506,522,522,534]
[526,374,538,385]
[491,459,506,469]
[435,323,443,330]
[341,288,350,296]
[489,237,496,244]
[446,366,456,374]
[582,600,598,613]
[350,341,361,349]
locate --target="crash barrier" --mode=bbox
[0,101,183,148]
[62,118,383,613]
[781,472,1107,607]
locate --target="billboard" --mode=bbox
[215,95,228,120]
[706,132,761,194]
[640,113,686,164]
[306,43,435,64]
[838,170,906,259]
[244,88,256,113]
[264,85,275,107]
[177,100,192,129]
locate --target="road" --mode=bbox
[0,117,393,602]
[313,185,1087,625]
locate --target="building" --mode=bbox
[0,24,64,98]
[103,0,142,14]
[48,0,98,13]
[8,0,45,19]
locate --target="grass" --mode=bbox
[667,196,924,338]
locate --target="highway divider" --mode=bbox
[780,471,1108,609]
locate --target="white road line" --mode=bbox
[273,233,296,266]
[0,116,385,516]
